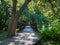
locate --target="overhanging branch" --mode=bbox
[17,0,31,16]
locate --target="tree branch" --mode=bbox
[15,0,31,19]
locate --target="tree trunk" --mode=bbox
[8,0,31,37]
[7,0,17,37]
[8,16,17,37]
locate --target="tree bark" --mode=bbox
[7,0,17,37]
[8,0,31,37]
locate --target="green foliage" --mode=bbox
[0,0,11,31]
[0,0,60,43]
[40,28,60,41]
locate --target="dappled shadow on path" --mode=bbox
[0,26,40,45]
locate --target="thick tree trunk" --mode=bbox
[7,0,17,37]
[8,15,18,37]
[8,0,31,37]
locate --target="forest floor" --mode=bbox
[0,26,40,45]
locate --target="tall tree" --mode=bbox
[8,0,31,37]
[7,0,17,37]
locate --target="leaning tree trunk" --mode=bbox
[7,0,17,37]
[8,0,31,37]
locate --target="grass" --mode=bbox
[0,31,7,40]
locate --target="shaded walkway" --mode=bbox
[0,26,40,45]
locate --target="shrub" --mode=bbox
[40,28,60,41]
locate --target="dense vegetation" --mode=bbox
[0,0,60,45]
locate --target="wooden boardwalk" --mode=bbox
[0,26,40,45]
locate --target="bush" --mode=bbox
[0,0,11,32]
[40,28,60,41]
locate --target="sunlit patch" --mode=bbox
[8,42,15,45]
[0,41,2,43]
[25,41,35,45]
[15,40,18,41]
